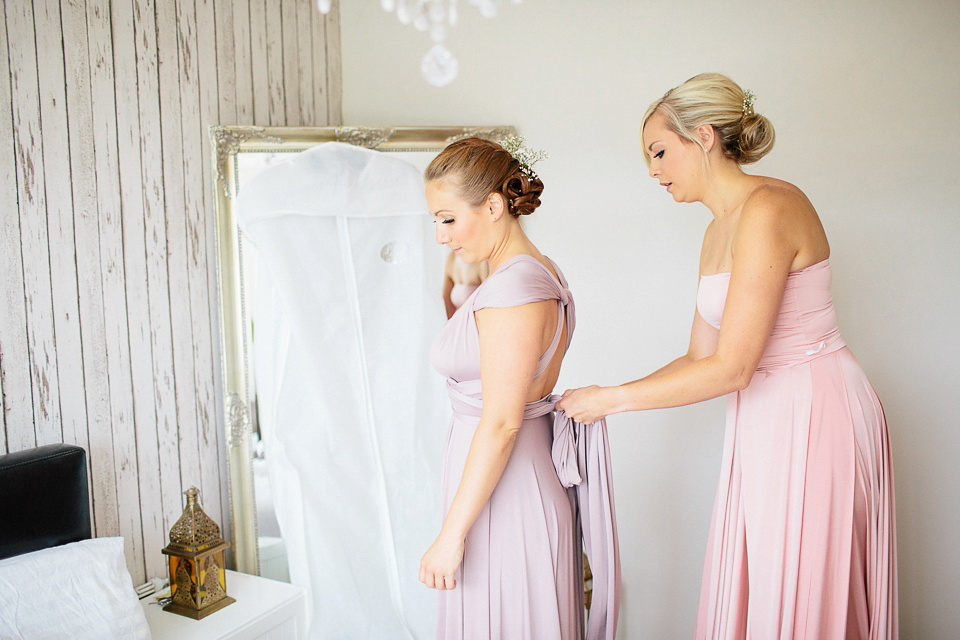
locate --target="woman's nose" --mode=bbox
[435,224,449,245]
[648,162,658,179]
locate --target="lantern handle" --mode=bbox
[184,486,201,506]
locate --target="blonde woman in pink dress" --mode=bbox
[557,73,897,639]
[420,137,620,639]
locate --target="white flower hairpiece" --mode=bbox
[501,135,548,181]
[742,89,756,116]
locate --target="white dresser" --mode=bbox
[141,570,307,640]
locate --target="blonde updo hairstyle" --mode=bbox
[641,72,775,166]
[425,137,543,218]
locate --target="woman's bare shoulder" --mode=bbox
[736,177,828,268]
[747,177,812,205]
[741,178,817,224]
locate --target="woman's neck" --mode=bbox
[487,221,539,273]
[700,161,756,222]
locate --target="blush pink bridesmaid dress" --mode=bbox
[694,259,897,639]
[430,254,620,640]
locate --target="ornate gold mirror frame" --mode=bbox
[208,125,514,574]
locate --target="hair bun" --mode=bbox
[737,112,775,164]
[424,136,546,216]
[502,172,544,217]
[641,73,778,167]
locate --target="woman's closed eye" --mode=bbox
[654,150,665,159]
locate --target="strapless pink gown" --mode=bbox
[694,259,897,639]
[430,255,620,640]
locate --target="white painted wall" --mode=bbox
[341,1,960,637]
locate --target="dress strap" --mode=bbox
[532,297,569,381]
[530,257,575,381]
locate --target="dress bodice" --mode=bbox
[431,254,575,420]
[696,259,847,371]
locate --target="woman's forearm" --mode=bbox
[607,353,749,413]
[440,419,519,540]
[644,354,693,380]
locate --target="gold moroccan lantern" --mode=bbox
[161,487,235,619]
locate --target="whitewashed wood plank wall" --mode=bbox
[0,0,342,585]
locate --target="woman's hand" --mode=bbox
[557,385,612,424]
[419,531,464,590]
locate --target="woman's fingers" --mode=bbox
[422,566,433,589]
[421,532,464,589]
[420,557,457,590]
[420,570,456,590]
[419,558,437,589]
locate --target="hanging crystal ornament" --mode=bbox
[421,44,459,87]
[315,0,522,87]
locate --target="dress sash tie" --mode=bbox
[548,394,621,640]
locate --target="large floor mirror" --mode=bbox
[209,125,513,637]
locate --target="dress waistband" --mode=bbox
[756,333,847,372]
[446,378,560,423]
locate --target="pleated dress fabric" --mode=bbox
[694,259,897,640]
[430,254,620,640]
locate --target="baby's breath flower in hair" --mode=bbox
[501,135,548,181]
[742,89,756,116]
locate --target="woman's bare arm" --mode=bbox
[419,300,553,589]
[558,188,801,422]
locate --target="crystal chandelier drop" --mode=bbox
[316,0,522,87]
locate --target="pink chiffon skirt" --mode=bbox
[695,347,897,639]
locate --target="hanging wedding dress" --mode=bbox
[236,142,449,639]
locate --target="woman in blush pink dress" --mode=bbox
[442,249,489,319]
[420,137,620,640]
[557,74,897,639]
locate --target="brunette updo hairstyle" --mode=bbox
[641,72,775,166]
[425,137,543,217]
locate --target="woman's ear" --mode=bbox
[697,124,717,153]
[487,192,506,221]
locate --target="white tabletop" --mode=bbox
[140,569,306,640]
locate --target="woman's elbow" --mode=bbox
[731,369,755,392]
[482,418,523,443]
[727,360,759,392]
[713,354,757,393]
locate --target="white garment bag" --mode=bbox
[236,142,448,639]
